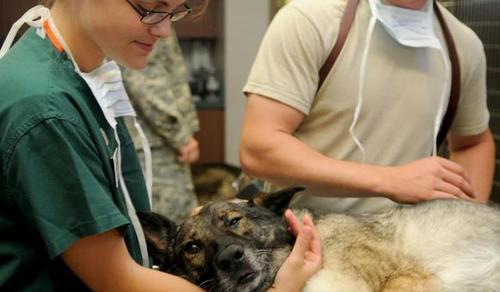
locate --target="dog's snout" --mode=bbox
[216,244,245,271]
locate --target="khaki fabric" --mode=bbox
[243,0,489,215]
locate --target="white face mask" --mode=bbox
[368,0,442,50]
[350,0,450,161]
[0,5,152,267]
[80,61,137,127]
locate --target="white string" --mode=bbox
[0,5,49,59]
[350,15,377,163]
[133,119,153,207]
[114,130,150,268]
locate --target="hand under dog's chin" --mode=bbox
[216,252,281,292]
[220,268,276,292]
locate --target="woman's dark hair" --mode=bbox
[187,0,210,18]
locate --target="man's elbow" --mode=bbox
[239,143,264,178]
[239,126,286,179]
[239,135,280,179]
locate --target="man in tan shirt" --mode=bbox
[241,0,495,215]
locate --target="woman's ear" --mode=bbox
[248,186,305,215]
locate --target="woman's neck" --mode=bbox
[50,2,105,72]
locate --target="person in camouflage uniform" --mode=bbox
[122,31,200,224]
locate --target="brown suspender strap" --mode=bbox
[434,1,461,148]
[317,0,360,91]
[317,0,460,148]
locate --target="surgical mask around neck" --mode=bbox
[349,0,450,161]
[0,5,152,267]
[369,0,441,50]
[80,61,153,203]
[80,61,136,128]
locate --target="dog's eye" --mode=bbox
[184,242,201,254]
[226,216,242,227]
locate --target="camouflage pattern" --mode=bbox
[123,32,199,224]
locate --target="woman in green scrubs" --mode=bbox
[0,0,321,291]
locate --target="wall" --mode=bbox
[0,0,38,43]
[223,0,270,166]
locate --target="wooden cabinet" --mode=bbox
[194,109,224,163]
[0,0,38,41]
[175,0,225,164]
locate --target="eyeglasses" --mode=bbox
[126,0,192,25]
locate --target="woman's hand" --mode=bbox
[268,210,322,292]
[178,137,199,164]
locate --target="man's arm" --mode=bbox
[62,229,204,292]
[448,129,495,202]
[240,94,476,203]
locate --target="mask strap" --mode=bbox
[133,119,153,207]
[113,130,150,268]
[350,15,377,163]
[0,5,49,59]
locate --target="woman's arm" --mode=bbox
[63,215,321,292]
[62,229,204,292]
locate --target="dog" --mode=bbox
[191,162,263,205]
[138,187,500,292]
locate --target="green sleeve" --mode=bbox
[4,117,129,259]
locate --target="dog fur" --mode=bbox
[139,187,500,292]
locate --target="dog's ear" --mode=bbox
[248,186,305,215]
[137,211,177,271]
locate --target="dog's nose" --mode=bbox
[215,244,245,271]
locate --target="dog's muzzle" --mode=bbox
[215,244,258,285]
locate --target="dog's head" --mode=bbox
[139,186,304,292]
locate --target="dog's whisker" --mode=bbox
[255,249,272,255]
[199,278,216,289]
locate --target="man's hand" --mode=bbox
[178,137,199,164]
[269,210,322,292]
[384,156,476,203]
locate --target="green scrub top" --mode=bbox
[0,28,150,291]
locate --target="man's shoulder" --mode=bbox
[288,0,348,12]
[438,4,484,57]
[270,0,353,54]
[285,0,349,23]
